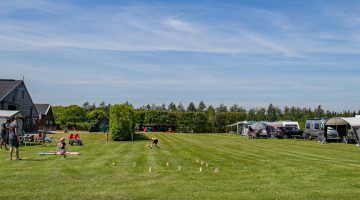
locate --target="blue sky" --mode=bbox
[1,0,360,111]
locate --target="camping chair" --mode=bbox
[20,134,33,146]
[19,131,27,146]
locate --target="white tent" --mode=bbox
[227,121,252,135]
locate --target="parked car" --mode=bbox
[326,127,339,139]
[276,126,303,139]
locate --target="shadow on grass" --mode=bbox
[17,158,47,162]
[134,133,150,141]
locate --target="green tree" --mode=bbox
[53,106,66,126]
[255,108,266,121]
[82,101,91,110]
[283,106,291,120]
[135,110,146,129]
[229,104,244,112]
[193,112,208,133]
[215,112,228,132]
[151,103,157,110]
[187,102,196,112]
[62,105,87,128]
[266,103,277,122]
[168,102,177,111]
[110,104,135,141]
[178,112,195,133]
[177,102,185,112]
[198,101,206,112]
[87,109,106,121]
[216,104,228,112]
[206,105,216,133]
[314,105,324,118]
[159,103,167,111]
[247,108,256,120]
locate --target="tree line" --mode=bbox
[53,101,360,132]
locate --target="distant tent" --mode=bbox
[227,121,254,135]
[250,122,267,131]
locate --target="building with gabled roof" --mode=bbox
[35,103,56,131]
[0,79,38,132]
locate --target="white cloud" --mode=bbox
[163,18,197,33]
[0,2,306,57]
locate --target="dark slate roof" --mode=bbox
[34,104,50,115]
[0,79,23,101]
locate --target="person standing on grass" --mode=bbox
[1,119,9,150]
[58,137,66,159]
[8,117,21,160]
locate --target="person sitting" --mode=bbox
[58,137,66,159]
[74,134,83,146]
[38,132,43,140]
[69,133,75,145]
[30,135,35,142]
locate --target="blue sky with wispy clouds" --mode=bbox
[1,0,359,111]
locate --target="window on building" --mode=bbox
[22,91,25,99]
[8,105,17,110]
[314,122,320,129]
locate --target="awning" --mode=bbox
[227,121,251,127]
[0,110,22,118]
[266,122,283,128]
[0,110,23,123]
[325,117,360,127]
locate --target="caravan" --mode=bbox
[303,118,328,140]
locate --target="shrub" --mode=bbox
[110,104,135,141]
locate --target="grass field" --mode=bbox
[1,132,360,200]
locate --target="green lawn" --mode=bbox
[1,132,360,200]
